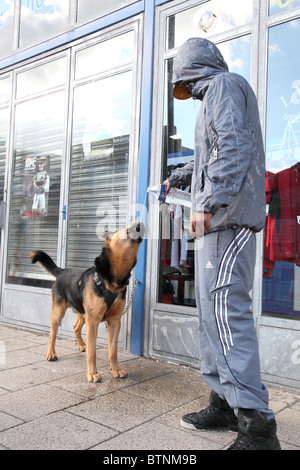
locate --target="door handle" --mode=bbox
[61,205,67,221]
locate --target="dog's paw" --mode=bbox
[78,344,86,352]
[87,373,102,383]
[111,369,128,379]
[46,353,57,361]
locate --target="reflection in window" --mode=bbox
[68,72,133,269]
[0,0,14,59]
[158,36,251,306]
[0,109,9,189]
[7,92,65,287]
[218,35,251,84]
[0,75,11,104]
[17,57,68,99]
[77,0,138,24]
[263,19,300,319]
[269,0,300,16]
[20,0,70,49]
[167,0,253,49]
[75,31,134,80]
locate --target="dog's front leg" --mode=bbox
[47,302,66,361]
[73,313,86,352]
[106,316,128,378]
[85,315,101,383]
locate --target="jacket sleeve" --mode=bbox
[194,75,253,214]
[168,160,194,187]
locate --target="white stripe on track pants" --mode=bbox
[195,228,274,419]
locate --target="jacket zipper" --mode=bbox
[211,120,219,159]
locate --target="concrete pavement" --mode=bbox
[0,323,299,451]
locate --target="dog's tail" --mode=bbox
[30,251,63,278]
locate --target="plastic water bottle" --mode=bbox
[147,184,191,208]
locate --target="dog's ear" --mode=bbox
[101,230,114,241]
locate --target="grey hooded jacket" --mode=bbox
[168,38,266,233]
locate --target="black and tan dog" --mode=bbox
[30,222,144,383]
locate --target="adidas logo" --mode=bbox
[205,261,214,269]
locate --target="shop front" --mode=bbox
[0,0,145,350]
[0,0,299,391]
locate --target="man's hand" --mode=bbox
[190,211,212,238]
[163,180,171,195]
[163,180,212,237]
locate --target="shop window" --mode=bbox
[166,0,253,50]
[16,57,68,99]
[75,31,134,80]
[269,0,300,16]
[0,0,14,60]
[77,0,138,25]
[0,75,11,104]
[263,18,300,319]
[20,0,70,49]
[6,58,67,287]
[5,25,137,285]
[68,71,133,269]
[159,35,251,307]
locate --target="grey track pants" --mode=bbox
[195,227,274,419]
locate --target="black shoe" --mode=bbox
[227,409,281,450]
[180,391,238,431]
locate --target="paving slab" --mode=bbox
[0,411,118,450]
[0,383,86,421]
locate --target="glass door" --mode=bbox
[0,110,8,242]
[59,26,140,345]
[147,0,257,365]
[0,76,11,242]
[0,108,9,287]
[67,29,135,268]
[0,75,11,307]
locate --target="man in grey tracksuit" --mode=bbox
[165,38,280,450]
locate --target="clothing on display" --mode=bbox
[264,163,300,277]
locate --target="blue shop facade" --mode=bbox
[0,0,299,391]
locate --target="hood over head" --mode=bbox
[172,38,229,100]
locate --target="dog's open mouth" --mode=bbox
[127,222,145,243]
